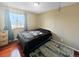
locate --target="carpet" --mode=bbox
[29,40,73,57]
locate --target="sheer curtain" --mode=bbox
[4,9,14,41]
[4,9,27,41]
[24,13,28,31]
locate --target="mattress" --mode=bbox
[17,28,52,56]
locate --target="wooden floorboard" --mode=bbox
[0,40,25,57]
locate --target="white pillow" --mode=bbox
[30,31,42,36]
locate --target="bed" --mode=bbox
[17,28,52,56]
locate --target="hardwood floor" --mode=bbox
[0,40,25,57]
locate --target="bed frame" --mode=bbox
[17,28,52,56]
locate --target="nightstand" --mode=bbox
[0,31,8,46]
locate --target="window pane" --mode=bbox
[9,12,25,29]
[18,14,25,28]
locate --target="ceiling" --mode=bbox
[1,2,78,14]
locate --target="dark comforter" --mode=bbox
[17,28,52,56]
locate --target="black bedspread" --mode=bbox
[17,28,52,56]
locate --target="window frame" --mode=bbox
[9,11,25,29]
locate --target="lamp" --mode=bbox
[33,2,39,6]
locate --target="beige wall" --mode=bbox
[0,6,5,31]
[37,3,79,50]
[27,12,38,30]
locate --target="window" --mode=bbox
[9,12,25,29]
